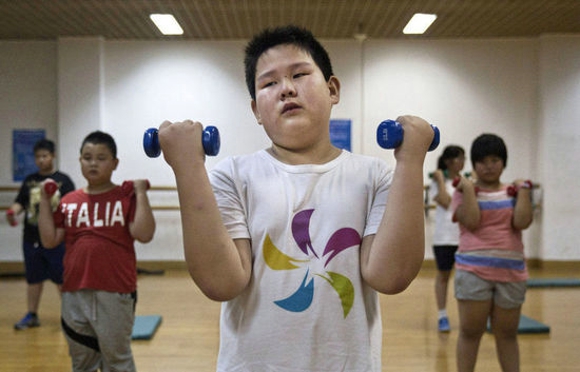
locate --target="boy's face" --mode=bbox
[79,142,118,186]
[474,155,504,184]
[34,149,55,175]
[251,44,340,151]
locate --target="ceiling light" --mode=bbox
[150,14,184,35]
[403,13,437,35]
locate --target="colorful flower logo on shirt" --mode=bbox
[263,209,361,318]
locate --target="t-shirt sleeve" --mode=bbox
[363,159,392,237]
[210,158,250,240]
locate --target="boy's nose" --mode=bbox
[280,78,296,98]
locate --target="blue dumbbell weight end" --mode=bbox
[376,120,440,152]
[143,126,221,158]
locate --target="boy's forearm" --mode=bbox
[173,166,250,301]
[38,197,61,248]
[513,189,533,229]
[130,191,156,242]
[364,161,425,294]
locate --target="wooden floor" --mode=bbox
[1,266,579,372]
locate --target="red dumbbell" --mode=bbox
[6,209,18,226]
[44,179,58,197]
[452,177,479,194]
[507,180,533,197]
[121,180,151,197]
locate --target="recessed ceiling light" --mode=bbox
[150,14,184,35]
[403,13,437,35]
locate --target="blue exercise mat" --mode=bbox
[526,278,580,287]
[487,314,550,334]
[132,315,162,340]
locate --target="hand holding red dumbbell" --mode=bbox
[452,175,479,194]
[507,180,533,197]
[6,209,18,226]
[121,180,151,197]
[43,179,59,197]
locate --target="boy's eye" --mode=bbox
[293,72,307,78]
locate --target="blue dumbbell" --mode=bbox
[143,126,221,158]
[376,120,440,152]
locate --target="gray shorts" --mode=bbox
[454,269,526,309]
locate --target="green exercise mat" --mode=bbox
[526,278,580,287]
[487,314,550,334]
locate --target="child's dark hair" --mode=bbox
[244,25,334,100]
[33,139,55,154]
[470,133,507,167]
[80,131,117,159]
[437,145,465,170]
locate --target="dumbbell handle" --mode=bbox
[143,126,220,158]
[507,180,533,197]
[376,120,440,151]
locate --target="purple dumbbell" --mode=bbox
[376,120,440,151]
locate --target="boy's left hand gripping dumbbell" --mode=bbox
[143,126,221,158]
[376,119,440,151]
[121,180,151,196]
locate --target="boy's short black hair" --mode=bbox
[437,145,465,170]
[33,139,55,154]
[244,25,334,100]
[80,131,117,159]
[470,133,507,167]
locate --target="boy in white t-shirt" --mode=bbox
[155,25,436,371]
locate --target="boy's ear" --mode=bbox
[251,99,263,125]
[113,158,119,170]
[328,76,340,105]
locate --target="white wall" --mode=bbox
[1,35,579,262]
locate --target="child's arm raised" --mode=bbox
[158,120,252,301]
[511,179,534,230]
[452,176,481,231]
[361,115,433,294]
[38,180,65,248]
[128,179,156,243]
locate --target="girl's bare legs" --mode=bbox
[435,270,451,311]
[491,304,521,372]
[457,299,492,372]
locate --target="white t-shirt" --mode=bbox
[429,178,460,246]
[210,149,392,372]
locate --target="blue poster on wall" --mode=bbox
[329,119,351,151]
[13,129,46,182]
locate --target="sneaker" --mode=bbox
[14,312,40,330]
[438,316,450,332]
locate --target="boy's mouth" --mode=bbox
[282,102,301,114]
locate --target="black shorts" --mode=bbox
[433,245,458,271]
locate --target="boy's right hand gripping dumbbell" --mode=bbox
[376,119,440,151]
[143,122,220,158]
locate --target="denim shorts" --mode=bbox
[454,269,526,309]
[23,240,64,284]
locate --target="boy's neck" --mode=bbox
[267,143,342,165]
[85,181,116,194]
[38,167,56,176]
